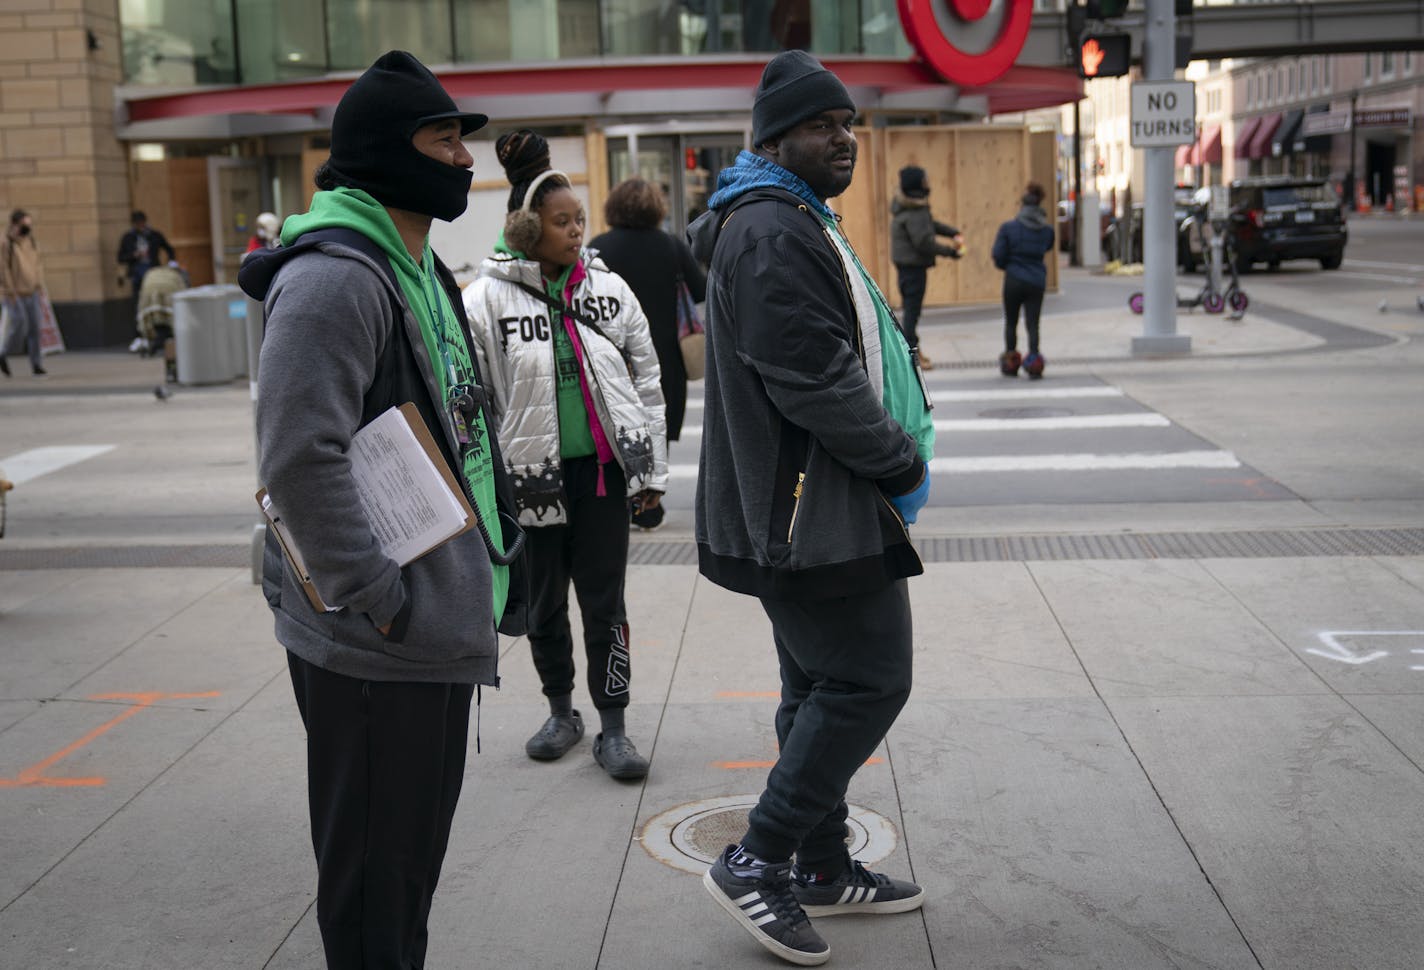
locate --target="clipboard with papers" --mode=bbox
[258,402,474,613]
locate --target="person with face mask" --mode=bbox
[237,50,527,970]
[462,129,667,782]
[0,209,48,377]
[686,50,934,967]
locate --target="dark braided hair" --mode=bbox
[496,130,566,212]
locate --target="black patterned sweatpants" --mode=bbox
[525,455,632,710]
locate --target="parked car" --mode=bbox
[1106,190,1196,265]
[1056,199,1114,254]
[1184,177,1347,273]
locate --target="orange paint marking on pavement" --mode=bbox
[0,691,220,789]
[715,758,884,770]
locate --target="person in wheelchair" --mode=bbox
[135,260,189,382]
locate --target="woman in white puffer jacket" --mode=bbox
[462,130,666,782]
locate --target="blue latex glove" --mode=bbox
[890,469,931,525]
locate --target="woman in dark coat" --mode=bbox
[589,178,706,442]
[991,181,1056,379]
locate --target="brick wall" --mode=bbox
[0,0,133,347]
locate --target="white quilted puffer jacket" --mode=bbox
[462,250,667,527]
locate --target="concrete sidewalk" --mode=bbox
[2,270,1424,969]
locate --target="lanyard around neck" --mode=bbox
[417,253,462,387]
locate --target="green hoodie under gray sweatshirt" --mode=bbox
[253,188,508,684]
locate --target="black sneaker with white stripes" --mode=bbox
[790,857,925,917]
[703,845,830,966]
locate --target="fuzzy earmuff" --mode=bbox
[504,169,569,254]
[504,209,543,253]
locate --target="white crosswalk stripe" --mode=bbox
[668,375,1272,505]
[0,445,115,485]
[929,449,1240,473]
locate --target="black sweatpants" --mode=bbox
[526,455,632,711]
[1002,275,1045,356]
[287,653,474,970]
[895,264,928,348]
[743,580,914,872]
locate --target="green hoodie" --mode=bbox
[284,188,509,622]
[821,213,936,464]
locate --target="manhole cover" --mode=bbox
[979,406,1075,419]
[640,795,899,874]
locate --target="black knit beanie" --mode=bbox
[752,50,855,147]
[326,51,487,221]
[900,165,929,198]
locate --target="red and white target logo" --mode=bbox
[897,0,1033,87]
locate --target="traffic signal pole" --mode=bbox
[1133,0,1192,355]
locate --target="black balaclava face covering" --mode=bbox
[325,51,488,223]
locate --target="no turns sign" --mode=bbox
[1130,80,1196,148]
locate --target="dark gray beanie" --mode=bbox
[752,50,855,147]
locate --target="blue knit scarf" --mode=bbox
[706,150,837,220]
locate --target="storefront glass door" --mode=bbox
[606,130,747,236]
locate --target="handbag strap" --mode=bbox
[509,277,631,368]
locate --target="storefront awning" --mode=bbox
[1271,109,1304,157]
[1193,124,1222,165]
[1248,112,1282,159]
[119,57,1085,138]
[1234,115,1262,159]
[1175,142,1193,168]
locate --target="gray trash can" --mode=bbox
[245,296,264,394]
[173,284,244,385]
[223,286,249,380]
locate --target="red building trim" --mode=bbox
[123,57,1081,125]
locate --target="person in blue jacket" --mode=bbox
[991,182,1055,378]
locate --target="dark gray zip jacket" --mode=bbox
[890,195,961,268]
[240,232,526,685]
[686,187,924,601]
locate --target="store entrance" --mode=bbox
[1364,140,1397,208]
[606,129,747,237]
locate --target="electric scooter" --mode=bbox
[1129,206,1247,317]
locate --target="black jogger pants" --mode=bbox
[287,652,474,970]
[1002,275,1045,356]
[525,455,632,711]
[742,580,914,872]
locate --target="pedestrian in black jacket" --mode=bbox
[688,49,933,969]
[589,176,706,445]
[889,164,961,369]
[991,182,1055,378]
[116,211,175,314]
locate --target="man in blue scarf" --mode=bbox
[688,50,935,967]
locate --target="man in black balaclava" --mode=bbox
[239,50,527,970]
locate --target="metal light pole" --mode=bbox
[1072,99,1083,267]
[1132,0,1191,355]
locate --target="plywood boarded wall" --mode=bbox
[837,125,1057,310]
[129,158,215,286]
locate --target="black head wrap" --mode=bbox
[325,50,487,221]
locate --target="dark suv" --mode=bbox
[1224,177,1347,272]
